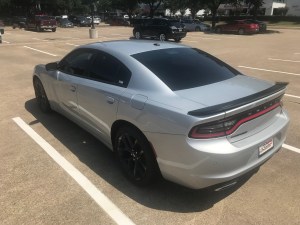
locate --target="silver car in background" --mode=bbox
[181,19,211,32]
[32,40,289,190]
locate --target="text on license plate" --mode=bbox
[259,138,274,156]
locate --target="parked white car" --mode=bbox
[93,16,101,25]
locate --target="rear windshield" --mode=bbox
[36,16,54,20]
[132,48,238,91]
[169,20,182,27]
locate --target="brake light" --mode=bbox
[189,97,282,139]
[250,24,258,29]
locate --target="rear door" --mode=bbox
[76,51,132,144]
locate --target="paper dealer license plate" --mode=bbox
[259,139,274,156]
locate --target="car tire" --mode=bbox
[134,30,141,39]
[114,126,161,186]
[195,26,200,32]
[216,27,221,33]
[238,28,245,35]
[174,37,181,42]
[33,78,51,113]
[52,28,56,32]
[159,33,166,41]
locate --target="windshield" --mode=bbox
[132,48,238,91]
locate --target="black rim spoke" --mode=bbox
[117,133,147,181]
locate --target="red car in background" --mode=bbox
[215,20,259,35]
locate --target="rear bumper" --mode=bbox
[246,28,259,34]
[167,32,187,40]
[40,25,56,29]
[146,110,289,189]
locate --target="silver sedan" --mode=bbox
[32,40,289,189]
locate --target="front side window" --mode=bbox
[132,48,238,91]
[59,49,94,77]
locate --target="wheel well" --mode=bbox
[111,120,145,149]
[33,75,40,84]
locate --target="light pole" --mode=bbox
[89,2,98,38]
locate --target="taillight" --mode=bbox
[189,96,282,139]
[250,24,258,29]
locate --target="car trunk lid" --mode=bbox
[176,76,288,142]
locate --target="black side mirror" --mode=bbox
[45,62,58,71]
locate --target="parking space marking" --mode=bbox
[200,37,220,41]
[268,58,300,63]
[2,40,10,44]
[285,94,300,99]
[238,66,300,76]
[32,38,42,41]
[283,144,300,154]
[184,40,197,43]
[66,43,79,47]
[23,46,57,57]
[12,117,135,225]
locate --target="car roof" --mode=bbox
[82,40,187,56]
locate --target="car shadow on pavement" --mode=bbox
[25,98,257,213]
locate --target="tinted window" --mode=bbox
[132,48,238,91]
[88,53,131,87]
[168,20,182,27]
[59,49,94,77]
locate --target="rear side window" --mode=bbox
[132,48,238,91]
[88,52,131,87]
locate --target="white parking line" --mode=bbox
[66,43,79,47]
[23,46,57,57]
[283,144,300,154]
[32,38,42,41]
[12,117,135,225]
[184,40,197,43]
[238,66,300,76]
[268,58,300,63]
[285,94,300,99]
[200,37,220,41]
[2,40,10,44]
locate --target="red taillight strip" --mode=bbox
[189,130,225,139]
[225,102,281,135]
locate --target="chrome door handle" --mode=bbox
[106,96,115,104]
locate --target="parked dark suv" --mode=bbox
[69,15,91,27]
[132,18,186,42]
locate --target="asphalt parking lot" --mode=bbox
[0,26,300,225]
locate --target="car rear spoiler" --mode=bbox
[188,82,288,117]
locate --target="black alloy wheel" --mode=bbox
[115,126,160,186]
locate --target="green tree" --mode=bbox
[245,0,264,18]
[112,0,139,19]
[186,0,205,19]
[204,0,237,28]
[140,0,163,18]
